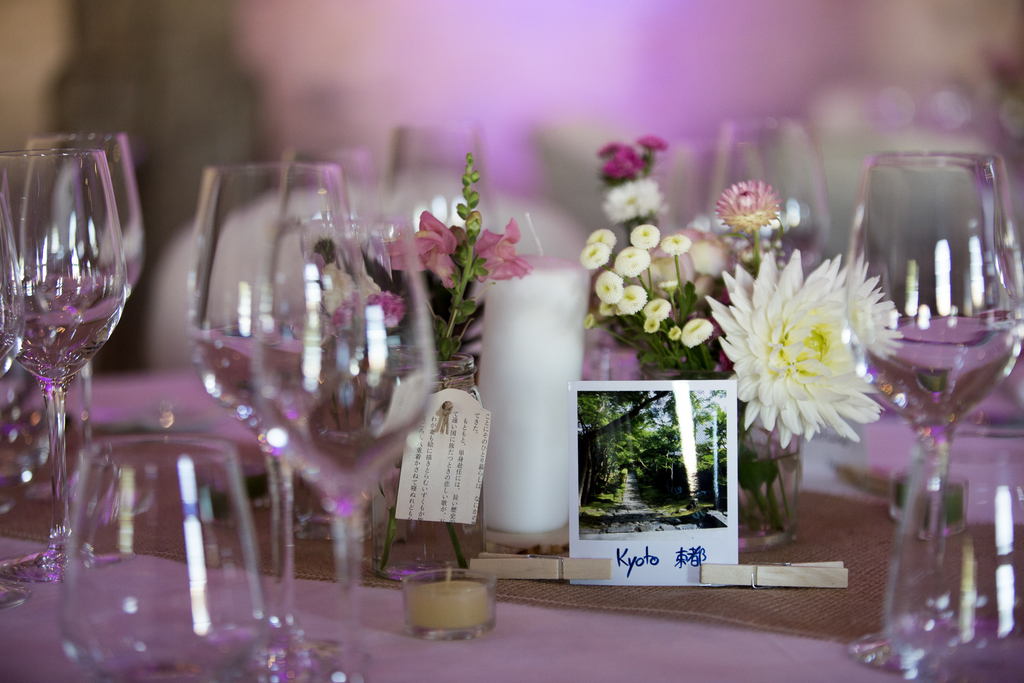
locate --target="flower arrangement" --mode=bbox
[583,135,898,539]
[379,153,532,573]
[414,153,532,360]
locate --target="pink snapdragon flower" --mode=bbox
[715,180,781,234]
[475,218,533,282]
[415,211,457,287]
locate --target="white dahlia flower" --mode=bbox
[707,251,883,447]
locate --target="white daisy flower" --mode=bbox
[659,279,679,293]
[659,234,692,256]
[630,224,661,250]
[668,326,682,341]
[644,317,660,333]
[598,301,616,317]
[643,298,671,322]
[580,242,612,270]
[681,318,714,348]
[586,228,617,249]
[595,271,625,305]
[707,251,883,448]
[602,178,665,225]
[614,247,651,278]
[616,285,648,315]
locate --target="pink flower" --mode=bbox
[415,211,457,287]
[715,180,780,234]
[598,142,625,158]
[637,135,668,151]
[475,218,533,282]
[366,291,406,327]
[601,145,645,180]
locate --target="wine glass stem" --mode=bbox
[41,380,71,555]
[265,454,298,629]
[78,360,93,452]
[884,426,953,672]
[330,506,364,675]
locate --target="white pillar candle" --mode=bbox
[479,254,589,534]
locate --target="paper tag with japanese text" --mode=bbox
[395,388,490,524]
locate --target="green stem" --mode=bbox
[447,521,468,568]
[752,229,762,273]
[378,500,398,571]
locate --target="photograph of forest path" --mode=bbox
[578,388,728,538]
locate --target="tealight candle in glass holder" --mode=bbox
[402,568,496,640]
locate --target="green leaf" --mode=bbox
[472,263,489,280]
[459,300,477,317]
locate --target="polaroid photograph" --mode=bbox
[569,379,738,586]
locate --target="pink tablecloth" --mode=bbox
[0,370,898,682]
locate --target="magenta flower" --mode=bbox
[475,218,533,282]
[715,180,781,234]
[637,135,668,151]
[366,291,406,327]
[601,145,645,180]
[415,211,457,287]
[598,142,625,158]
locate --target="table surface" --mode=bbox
[0,370,919,682]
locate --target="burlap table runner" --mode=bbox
[0,481,892,643]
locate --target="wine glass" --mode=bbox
[0,183,28,608]
[844,153,1023,676]
[189,161,349,681]
[61,435,267,682]
[26,132,144,450]
[710,118,829,269]
[0,149,126,583]
[252,188,433,678]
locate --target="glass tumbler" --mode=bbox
[60,436,267,682]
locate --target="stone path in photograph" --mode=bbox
[581,472,725,535]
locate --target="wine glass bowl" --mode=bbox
[0,149,126,584]
[845,152,1022,675]
[253,202,433,678]
[60,435,266,683]
[189,161,352,681]
[26,132,144,294]
[711,118,830,269]
[0,177,29,609]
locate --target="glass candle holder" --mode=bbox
[402,568,496,640]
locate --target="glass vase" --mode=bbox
[371,353,486,579]
[736,414,801,551]
[639,364,801,550]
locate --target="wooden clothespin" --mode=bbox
[470,552,613,580]
[699,561,847,588]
